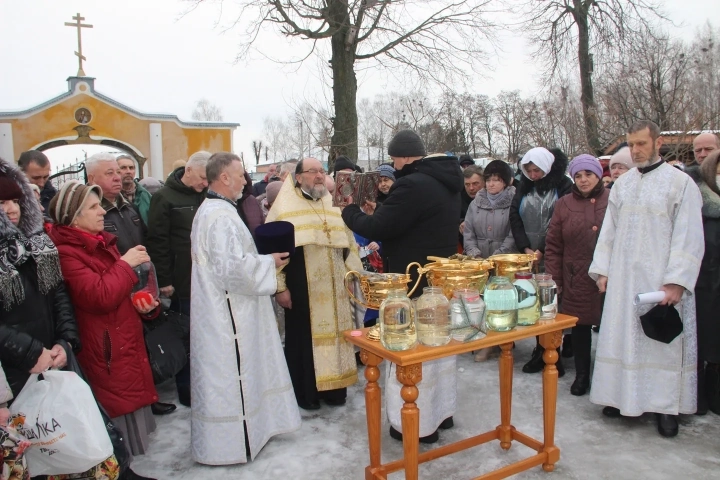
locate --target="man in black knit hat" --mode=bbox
[342,129,462,444]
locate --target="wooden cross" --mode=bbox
[65,13,93,77]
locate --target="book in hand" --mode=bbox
[332,171,380,207]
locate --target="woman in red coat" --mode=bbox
[47,181,160,462]
[545,155,609,397]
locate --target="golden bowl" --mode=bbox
[488,253,536,281]
[422,257,495,299]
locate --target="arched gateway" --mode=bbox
[0,76,238,179]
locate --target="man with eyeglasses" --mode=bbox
[266,158,362,411]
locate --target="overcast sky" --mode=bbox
[1,0,718,172]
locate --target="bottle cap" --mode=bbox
[515,272,533,279]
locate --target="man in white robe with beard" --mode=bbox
[589,120,704,437]
[190,152,301,465]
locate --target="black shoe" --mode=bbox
[150,402,177,415]
[388,426,439,444]
[656,414,678,438]
[697,363,709,415]
[298,399,321,410]
[522,346,545,373]
[570,374,590,396]
[177,386,191,407]
[602,406,621,418]
[324,398,346,406]
[561,334,573,358]
[124,468,157,480]
[438,417,454,429]
[707,363,720,415]
[592,325,600,333]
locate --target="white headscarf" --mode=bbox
[520,147,555,179]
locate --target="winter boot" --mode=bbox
[707,362,720,415]
[696,362,709,415]
[522,337,545,373]
[570,326,592,396]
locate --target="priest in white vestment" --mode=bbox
[588,121,704,438]
[190,153,301,465]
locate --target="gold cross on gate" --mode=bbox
[65,13,93,77]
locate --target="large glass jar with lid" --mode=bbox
[450,288,486,342]
[535,273,558,320]
[379,289,417,351]
[416,287,451,346]
[483,276,518,332]
[514,272,540,326]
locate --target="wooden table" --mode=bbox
[344,314,578,480]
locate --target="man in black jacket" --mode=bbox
[146,151,209,407]
[342,129,462,444]
[17,150,56,212]
[86,153,146,255]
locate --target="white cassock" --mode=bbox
[190,198,301,465]
[588,162,704,416]
[386,357,457,437]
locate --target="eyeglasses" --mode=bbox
[301,169,326,175]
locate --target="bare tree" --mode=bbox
[189,0,495,164]
[495,91,531,162]
[191,98,224,121]
[251,140,264,165]
[520,0,666,154]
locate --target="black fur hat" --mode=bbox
[483,160,513,186]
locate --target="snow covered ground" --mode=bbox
[133,337,720,479]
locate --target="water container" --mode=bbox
[379,289,417,351]
[416,287,451,346]
[483,276,518,332]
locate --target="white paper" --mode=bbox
[633,291,666,306]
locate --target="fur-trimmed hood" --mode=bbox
[699,182,720,219]
[0,158,44,239]
[517,148,571,197]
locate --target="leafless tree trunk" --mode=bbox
[252,140,263,165]
[188,0,496,166]
[520,0,666,154]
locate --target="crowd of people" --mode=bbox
[0,120,718,477]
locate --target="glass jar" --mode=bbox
[450,289,486,342]
[131,261,159,308]
[416,287,451,346]
[535,273,558,320]
[483,276,518,332]
[514,272,540,326]
[379,289,417,351]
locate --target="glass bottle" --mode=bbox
[379,289,417,351]
[131,261,159,308]
[535,273,558,320]
[416,287,451,346]
[514,272,540,326]
[450,289,486,342]
[483,276,518,332]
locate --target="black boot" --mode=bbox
[570,326,591,396]
[696,362,709,415]
[561,334,573,358]
[707,362,720,415]
[556,354,565,378]
[522,338,545,373]
[150,402,177,415]
[123,468,158,480]
[389,426,439,444]
[656,414,679,437]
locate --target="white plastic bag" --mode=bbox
[9,370,113,476]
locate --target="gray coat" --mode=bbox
[463,186,517,258]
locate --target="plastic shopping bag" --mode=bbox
[8,370,113,477]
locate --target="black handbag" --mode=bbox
[143,310,190,384]
[58,340,131,479]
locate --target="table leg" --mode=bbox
[361,349,383,476]
[539,331,563,472]
[397,363,422,480]
[498,342,514,450]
